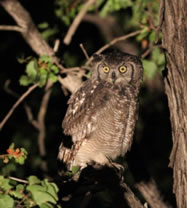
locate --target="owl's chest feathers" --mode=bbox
[86,84,137,157]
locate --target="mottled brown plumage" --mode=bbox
[58,50,143,171]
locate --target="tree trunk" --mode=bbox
[161,0,187,208]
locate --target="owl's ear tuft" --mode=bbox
[92,54,103,63]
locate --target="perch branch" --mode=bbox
[0,83,38,130]
[63,0,96,45]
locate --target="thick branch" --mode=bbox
[161,0,187,208]
[0,0,54,56]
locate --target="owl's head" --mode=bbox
[91,50,143,87]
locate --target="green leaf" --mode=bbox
[72,166,80,174]
[0,176,13,191]
[41,27,59,41]
[149,31,156,42]
[20,147,28,156]
[51,65,59,74]
[38,22,49,29]
[100,0,132,17]
[142,59,157,79]
[1,163,17,175]
[15,157,25,165]
[39,55,52,63]
[26,60,38,79]
[19,75,31,86]
[9,143,15,149]
[49,73,58,83]
[28,176,41,185]
[0,194,14,208]
[16,184,24,191]
[152,47,165,66]
[39,73,48,87]
[9,190,23,199]
[136,27,150,41]
[40,203,54,208]
[42,179,59,201]
[27,184,56,205]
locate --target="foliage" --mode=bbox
[19,55,59,87]
[0,144,60,208]
[0,143,27,165]
[53,0,164,80]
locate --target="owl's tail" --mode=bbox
[57,143,73,174]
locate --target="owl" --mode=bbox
[58,50,143,172]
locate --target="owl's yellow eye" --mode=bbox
[103,66,110,73]
[119,66,127,73]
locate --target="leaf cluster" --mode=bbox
[0,143,27,165]
[0,175,60,208]
[19,55,59,87]
[0,144,60,208]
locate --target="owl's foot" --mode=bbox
[107,160,126,180]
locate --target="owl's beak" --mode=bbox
[111,72,116,83]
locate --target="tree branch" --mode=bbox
[4,80,39,129]
[85,30,142,66]
[0,0,54,56]
[136,180,171,208]
[37,81,53,172]
[63,0,96,45]
[0,83,38,130]
[0,25,25,32]
[120,182,145,208]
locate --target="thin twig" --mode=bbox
[85,30,142,66]
[80,43,90,60]
[63,0,96,45]
[147,3,157,30]
[0,83,38,130]
[0,25,25,32]
[8,176,28,184]
[4,80,39,128]
[37,81,53,172]
[24,104,39,129]
[4,80,19,98]
[155,0,165,43]
[16,193,30,208]
[53,39,60,53]
[96,30,142,54]
[141,44,162,59]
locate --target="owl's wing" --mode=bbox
[62,80,106,142]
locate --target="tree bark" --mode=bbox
[161,0,187,208]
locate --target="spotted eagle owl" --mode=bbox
[58,50,143,172]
